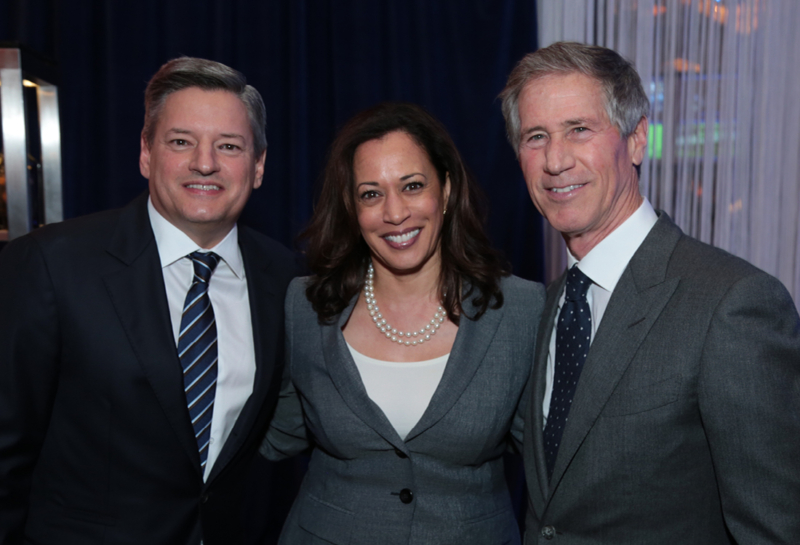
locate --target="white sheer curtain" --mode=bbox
[537,0,800,308]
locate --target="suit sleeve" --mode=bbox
[260,279,310,461]
[698,271,800,543]
[0,237,61,543]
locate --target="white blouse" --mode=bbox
[347,343,449,440]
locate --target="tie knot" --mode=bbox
[565,265,591,301]
[189,251,220,284]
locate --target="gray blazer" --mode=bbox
[524,212,800,544]
[263,275,544,545]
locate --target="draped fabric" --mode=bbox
[537,0,800,309]
[1,2,543,541]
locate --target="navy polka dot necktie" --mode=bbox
[544,265,592,481]
[178,251,221,470]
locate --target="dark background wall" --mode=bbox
[1,0,542,541]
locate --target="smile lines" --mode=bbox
[384,229,420,243]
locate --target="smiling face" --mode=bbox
[353,130,450,277]
[517,72,647,259]
[140,87,265,248]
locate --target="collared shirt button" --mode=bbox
[399,488,413,504]
[541,525,556,540]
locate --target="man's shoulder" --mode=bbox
[5,204,129,260]
[237,224,294,262]
[670,229,767,285]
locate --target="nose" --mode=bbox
[189,142,220,176]
[382,192,410,225]
[544,137,575,176]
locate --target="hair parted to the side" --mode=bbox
[500,41,650,155]
[302,102,509,324]
[143,57,267,156]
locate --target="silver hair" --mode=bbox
[500,42,649,155]
[142,57,267,156]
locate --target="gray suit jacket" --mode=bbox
[523,212,800,544]
[263,274,544,545]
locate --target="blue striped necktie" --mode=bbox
[544,265,592,481]
[178,251,221,470]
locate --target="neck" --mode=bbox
[369,257,442,303]
[565,194,643,261]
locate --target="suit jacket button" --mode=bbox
[201,494,210,504]
[394,448,408,459]
[541,525,556,540]
[399,488,413,504]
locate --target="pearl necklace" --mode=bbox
[364,263,446,346]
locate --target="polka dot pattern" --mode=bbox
[544,265,592,481]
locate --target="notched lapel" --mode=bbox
[103,196,201,473]
[547,217,683,493]
[405,294,505,441]
[529,275,565,511]
[321,298,407,450]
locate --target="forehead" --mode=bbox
[518,72,609,126]
[156,87,252,139]
[354,131,433,172]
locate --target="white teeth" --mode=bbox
[187,184,220,190]
[550,184,583,193]
[385,229,420,243]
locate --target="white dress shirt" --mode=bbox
[542,199,658,426]
[148,198,256,480]
[347,343,448,440]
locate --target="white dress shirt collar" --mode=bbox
[567,198,658,291]
[147,197,245,279]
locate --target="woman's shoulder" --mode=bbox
[286,276,315,313]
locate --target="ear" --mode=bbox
[628,116,648,166]
[443,172,452,210]
[252,149,266,189]
[139,132,152,179]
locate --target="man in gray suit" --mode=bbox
[500,41,800,544]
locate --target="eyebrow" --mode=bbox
[165,128,246,140]
[522,117,595,136]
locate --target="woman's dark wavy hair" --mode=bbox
[302,102,508,324]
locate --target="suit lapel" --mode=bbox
[321,296,407,450]
[544,214,684,499]
[102,194,201,473]
[405,291,505,441]
[207,228,282,482]
[528,275,565,515]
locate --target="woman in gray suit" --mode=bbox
[262,102,544,544]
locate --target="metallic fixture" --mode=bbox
[0,45,62,241]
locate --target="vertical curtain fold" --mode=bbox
[538,0,800,308]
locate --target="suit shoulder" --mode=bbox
[24,207,124,250]
[500,274,546,306]
[238,225,295,262]
[671,234,771,286]
[286,276,315,312]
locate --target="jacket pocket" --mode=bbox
[296,492,354,544]
[601,375,682,417]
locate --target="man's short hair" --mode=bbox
[143,57,267,156]
[500,42,650,153]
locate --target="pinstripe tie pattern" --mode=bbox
[178,251,221,469]
[544,265,592,481]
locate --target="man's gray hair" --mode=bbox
[500,42,649,154]
[143,57,267,156]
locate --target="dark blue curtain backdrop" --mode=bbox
[2,0,542,541]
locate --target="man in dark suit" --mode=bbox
[0,57,295,544]
[500,42,800,544]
